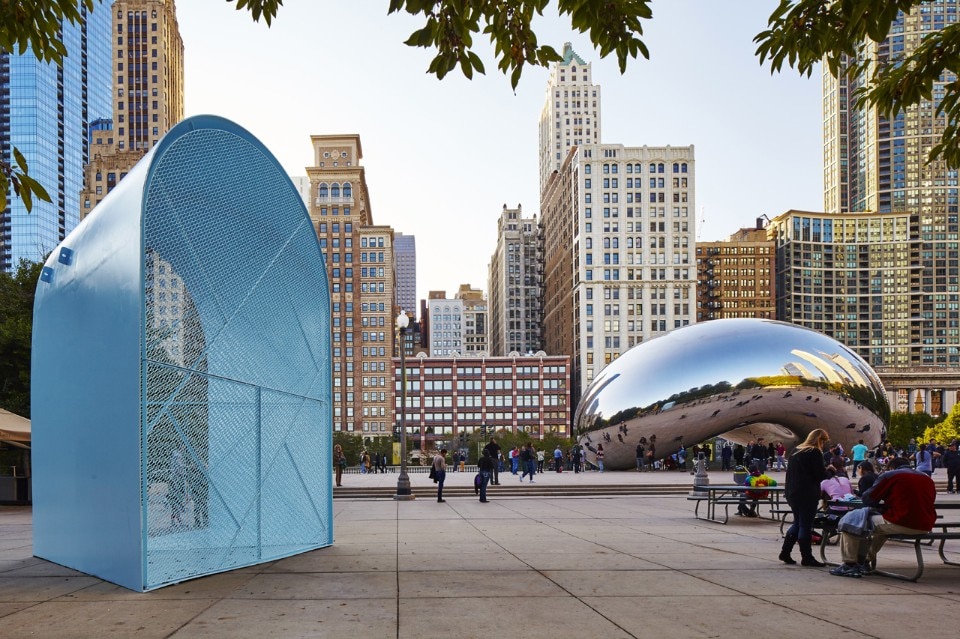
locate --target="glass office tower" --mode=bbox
[1,5,112,271]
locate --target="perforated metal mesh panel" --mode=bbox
[141,126,331,589]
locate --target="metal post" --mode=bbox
[394,312,414,500]
[693,451,709,494]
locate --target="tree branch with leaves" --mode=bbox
[755,0,960,167]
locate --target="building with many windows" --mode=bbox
[394,233,417,316]
[540,144,697,402]
[393,353,571,450]
[425,290,463,357]
[696,225,775,322]
[457,284,488,356]
[1,6,112,271]
[305,134,396,437]
[488,204,542,356]
[769,209,918,368]
[538,43,601,196]
[823,4,960,368]
[80,0,184,219]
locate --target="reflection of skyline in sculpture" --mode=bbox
[574,319,889,471]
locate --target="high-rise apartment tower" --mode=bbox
[822,4,960,366]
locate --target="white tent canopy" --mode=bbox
[0,408,31,446]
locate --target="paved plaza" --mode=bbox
[1,468,958,638]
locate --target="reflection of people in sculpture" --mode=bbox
[168,448,188,528]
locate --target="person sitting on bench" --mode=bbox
[737,464,776,517]
[829,457,936,578]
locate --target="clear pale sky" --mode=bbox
[179,1,823,304]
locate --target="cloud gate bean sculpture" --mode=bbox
[574,319,889,471]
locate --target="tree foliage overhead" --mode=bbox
[7,1,960,210]
[755,0,960,168]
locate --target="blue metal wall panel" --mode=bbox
[32,115,332,591]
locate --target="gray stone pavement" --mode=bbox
[1,468,959,638]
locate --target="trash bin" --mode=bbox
[733,466,748,485]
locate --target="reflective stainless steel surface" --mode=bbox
[575,319,889,471]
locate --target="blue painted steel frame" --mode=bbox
[32,115,332,591]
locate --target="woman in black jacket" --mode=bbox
[780,428,830,567]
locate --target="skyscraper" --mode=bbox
[0,6,112,271]
[538,42,601,196]
[488,204,542,355]
[80,0,184,218]
[394,233,417,315]
[540,144,697,400]
[823,4,960,366]
[305,135,397,437]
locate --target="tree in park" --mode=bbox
[5,2,959,204]
[923,404,960,446]
[0,260,44,418]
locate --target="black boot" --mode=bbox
[779,532,797,565]
[799,538,825,567]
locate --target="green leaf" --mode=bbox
[13,148,28,173]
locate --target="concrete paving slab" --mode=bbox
[545,569,740,597]
[400,569,567,598]
[3,487,960,638]
[399,596,633,639]
[265,551,398,573]
[0,599,213,638]
[516,552,667,571]
[761,594,949,639]
[582,595,863,638]
[685,567,906,595]
[0,575,101,601]
[55,571,255,601]
[234,571,397,600]
[170,598,396,639]
[398,551,519,572]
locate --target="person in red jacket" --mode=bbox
[829,457,937,578]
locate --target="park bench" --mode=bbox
[818,518,960,582]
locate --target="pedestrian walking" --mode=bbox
[432,448,447,503]
[478,449,494,502]
[520,443,536,482]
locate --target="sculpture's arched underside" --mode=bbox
[574,319,889,471]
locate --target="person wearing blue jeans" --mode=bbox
[780,429,829,567]
[520,443,536,482]
[510,447,520,475]
[478,449,494,502]
[432,449,447,503]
